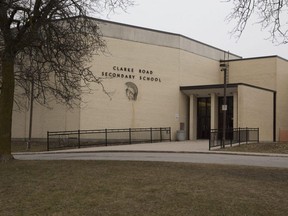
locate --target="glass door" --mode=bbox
[197,98,211,139]
[218,96,234,139]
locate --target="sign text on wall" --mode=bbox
[101,66,162,83]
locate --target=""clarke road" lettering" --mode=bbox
[100,65,162,83]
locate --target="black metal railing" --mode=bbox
[209,127,259,150]
[47,127,171,151]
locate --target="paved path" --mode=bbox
[14,151,288,168]
[50,140,210,153]
[13,140,288,168]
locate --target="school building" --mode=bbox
[12,18,288,142]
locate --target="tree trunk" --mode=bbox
[0,53,15,161]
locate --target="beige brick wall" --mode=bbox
[12,99,29,139]
[229,58,277,90]
[238,85,274,141]
[81,38,181,139]
[179,50,220,86]
[12,100,80,139]
[276,58,288,138]
[11,34,222,140]
[80,37,220,139]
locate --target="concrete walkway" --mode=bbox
[14,152,288,168]
[14,140,288,168]
[53,140,210,153]
[15,140,288,158]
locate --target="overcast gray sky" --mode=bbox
[99,0,288,59]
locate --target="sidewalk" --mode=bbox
[54,140,209,153]
[18,140,288,158]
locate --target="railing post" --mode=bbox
[238,127,241,145]
[209,130,211,150]
[160,128,162,142]
[129,128,132,144]
[47,131,50,151]
[169,127,172,141]
[257,128,260,143]
[150,128,153,143]
[246,127,248,144]
[229,128,234,147]
[78,130,81,148]
[105,129,108,146]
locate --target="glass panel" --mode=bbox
[218,96,234,132]
[197,98,211,139]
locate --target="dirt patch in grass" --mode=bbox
[1,160,288,216]
[220,142,288,154]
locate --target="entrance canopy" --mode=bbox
[180,83,239,97]
[180,83,276,141]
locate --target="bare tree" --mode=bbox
[0,0,134,161]
[227,0,288,44]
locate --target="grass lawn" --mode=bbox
[1,160,288,216]
[220,142,288,154]
[12,141,47,153]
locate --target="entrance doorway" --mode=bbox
[218,96,234,139]
[197,98,211,139]
[218,96,233,129]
